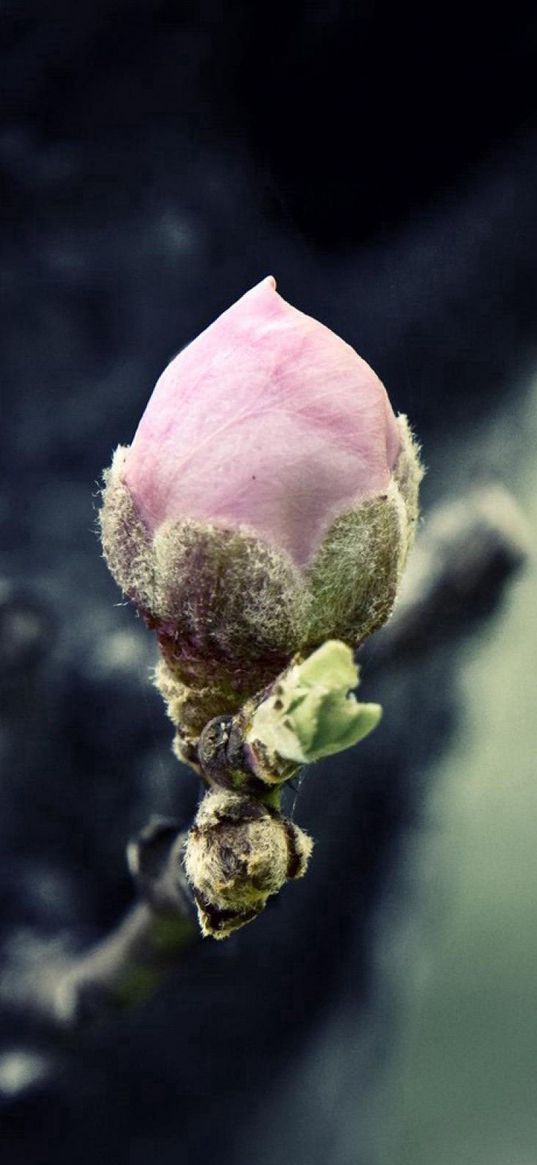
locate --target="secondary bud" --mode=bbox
[183,789,313,938]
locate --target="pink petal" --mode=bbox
[123,276,400,566]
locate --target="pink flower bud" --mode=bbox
[123,276,401,567]
[100,278,422,765]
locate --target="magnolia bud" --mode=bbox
[100,277,422,763]
[183,789,313,938]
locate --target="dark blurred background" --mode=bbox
[1,3,536,1163]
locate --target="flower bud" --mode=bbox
[183,789,312,938]
[100,277,422,762]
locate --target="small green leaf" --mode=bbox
[248,640,382,767]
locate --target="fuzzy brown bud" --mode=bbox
[183,789,313,938]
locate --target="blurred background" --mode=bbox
[1,2,536,1162]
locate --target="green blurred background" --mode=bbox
[387,377,536,1165]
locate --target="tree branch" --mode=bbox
[44,822,197,1026]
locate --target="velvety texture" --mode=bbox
[123,276,401,566]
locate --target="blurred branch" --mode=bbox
[45,821,198,1027]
